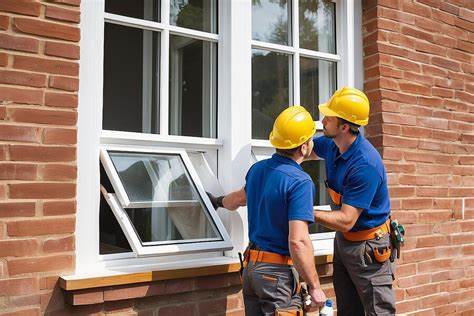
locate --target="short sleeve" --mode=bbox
[287,179,315,224]
[313,136,332,160]
[342,165,380,210]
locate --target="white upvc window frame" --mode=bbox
[77,0,362,275]
[100,145,232,257]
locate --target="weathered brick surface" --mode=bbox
[0,2,78,314]
[363,2,474,315]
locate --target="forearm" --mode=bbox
[289,238,320,290]
[314,204,361,232]
[222,189,246,210]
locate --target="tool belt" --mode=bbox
[343,218,391,242]
[247,249,293,266]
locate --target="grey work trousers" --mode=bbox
[333,231,396,316]
[242,260,303,316]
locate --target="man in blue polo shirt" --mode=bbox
[310,87,396,315]
[208,106,327,315]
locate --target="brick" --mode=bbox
[164,278,194,294]
[418,210,453,223]
[440,2,460,15]
[432,269,465,282]
[459,8,474,22]
[0,0,41,16]
[0,15,9,30]
[39,164,76,181]
[14,18,80,42]
[0,33,39,53]
[0,239,39,257]
[9,183,76,199]
[420,293,450,309]
[0,277,38,296]
[10,145,76,162]
[401,26,434,43]
[401,126,432,139]
[44,41,80,60]
[0,52,8,67]
[159,304,195,316]
[0,163,37,180]
[0,86,43,105]
[43,235,74,253]
[7,254,74,275]
[0,70,47,88]
[432,130,460,142]
[43,128,77,145]
[66,289,104,306]
[0,202,35,217]
[381,90,417,104]
[0,308,41,316]
[422,64,448,77]
[416,235,449,248]
[399,82,431,96]
[7,218,75,237]
[402,198,433,210]
[43,200,76,216]
[404,71,434,86]
[447,49,472,63]
[389,187,415,198]
[398,273,431,289]
[45,92,78,108]
[40,276,59,290]
[49,76,79,92]
[402,1,432,17]
[383,135,418,149]
[402,248,436,264]
[0,125,41,143]
[414,41,447,57]
[45,5,80,23]
[417,187,449,197]
[14,55,78,76]
[49,0,81,6]
[103,283,165,301]
[9,108,77,126]
[432,8,456,25]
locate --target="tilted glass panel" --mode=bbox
[105,0,160,22]
[103,23,160,133]
[301,159,334,234]
[252,49,290,140]
[170,0,217,33]
[252,0,291,45]
[300,57,337,121]
[169,35,217,138]
[108,151,221,244]
[299,0,336,53]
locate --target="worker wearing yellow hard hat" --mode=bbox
[310,87,400,315]
[207,106,327,315]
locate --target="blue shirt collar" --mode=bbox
[271,153,303,170]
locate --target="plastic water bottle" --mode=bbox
[319,299,333,316]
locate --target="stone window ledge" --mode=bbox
[60,255,333,306]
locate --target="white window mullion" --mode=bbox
[159,0,170,136]
[292,0,300,106]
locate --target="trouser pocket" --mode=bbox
[274,308,304,316]
[370,274,396,316]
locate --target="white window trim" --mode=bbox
[77,0,362,275]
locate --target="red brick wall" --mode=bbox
[0,0,79,314]
[363,0,474,314]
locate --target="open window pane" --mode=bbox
[169,35,217,138]
[100,147,232,256]
[252,0,291,45]
[103,23,160,133]
[252,49,290,140]
[299,0,336,53]
[300,57,337,121]
[170,0,217,33]
[105,0,160,22]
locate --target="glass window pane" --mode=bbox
[108,151,222,244]
[105,0,160,22]
[103,23,160,133]
[252,0,291,45]
[252,49,290,140]
[300,57,337,121]
[300,159,333,234]
[299,0,336,53]
[169,35,217,138]
[170,0,217,33]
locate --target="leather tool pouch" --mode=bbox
[275,308,304,316]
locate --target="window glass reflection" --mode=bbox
[170,0,217,33]
[252,0,291,45]
[105,0,160,22]
[299,0,336,53]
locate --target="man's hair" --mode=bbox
[275,138,310,157]
[337,117,360,135]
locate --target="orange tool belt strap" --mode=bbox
[343,218,391,242]
[247,249,293,266]
[325,180,342,206]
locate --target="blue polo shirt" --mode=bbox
[245,154,315,256]
[313,134,390,232]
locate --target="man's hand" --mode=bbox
[306,287,327,311]
[206,192,223,209]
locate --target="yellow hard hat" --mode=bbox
[318,87,370,126]
[269,106,316,149]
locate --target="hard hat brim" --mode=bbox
[318,103,340,118]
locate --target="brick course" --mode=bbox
[363,1,474,314]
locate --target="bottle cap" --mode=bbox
[326,299,333,307]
